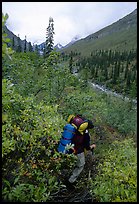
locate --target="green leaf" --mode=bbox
[14,177,19,185]
[3,179,11,188]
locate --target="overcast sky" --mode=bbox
[2,2,137,46]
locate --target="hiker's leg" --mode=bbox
[69,152,85,183]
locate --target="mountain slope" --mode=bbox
[3,26,32,52]
[61,9,137,56]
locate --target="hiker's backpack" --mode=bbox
[57,123,76,154]
[71,115,88,135]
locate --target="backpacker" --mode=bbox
[71,115,88,135]
[57,123,76,154]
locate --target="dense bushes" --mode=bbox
[58,86,137,135]
[90,138,137,202]
[2,78,77,202]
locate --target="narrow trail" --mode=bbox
[48,152,97,202]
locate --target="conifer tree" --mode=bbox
[117,61,120,78]
[16,34,22,52]
[44,17,55,58]
[28,42,33,52]
[124,61,129,79]
[69,51,74,73]
[113,62,118,84]
[95,66,98,78]
[24,35,27,52]
[34,44,39,55]
[12,37,15,50]
[126,70,131,88]
[104,65,108,80]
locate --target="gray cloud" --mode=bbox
[2,2,137,46]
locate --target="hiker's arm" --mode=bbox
[84,132,92,150]
[90,143,96,149]
[84,130,96,150]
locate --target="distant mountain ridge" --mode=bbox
[54,43,63,49]
[61,9,137,56]
[37,35,80,51]
[37,42,63,51]
[84,8,137,41]
[3,8,137,55]
[63,35,80,49]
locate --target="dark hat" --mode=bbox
[88,120,94,129]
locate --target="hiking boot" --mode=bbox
[66,181,75,190]
[63,179,75,190]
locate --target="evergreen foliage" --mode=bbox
[16,34,22,52]
[24,36,27,53]
[64,49,137,99]
[12,37,15,50]
[44,17,55,58]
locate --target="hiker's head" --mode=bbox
[67,114,75,123]
[87,120,94,129]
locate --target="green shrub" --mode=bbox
[90,138,137,202]
[2,78,77,202]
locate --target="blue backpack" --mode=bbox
[57,123,76,154]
